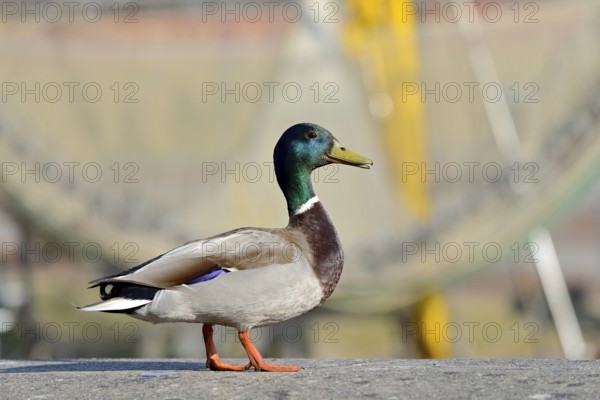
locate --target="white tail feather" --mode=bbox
[78,298,152,312]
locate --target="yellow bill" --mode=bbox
[325,140,373,169]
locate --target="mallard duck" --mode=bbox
[80,123,372,372]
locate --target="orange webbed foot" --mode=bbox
[205,353,246,371]
[203,324,246,371]
[239,331,301,372]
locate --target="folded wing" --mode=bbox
[89,228,303,289]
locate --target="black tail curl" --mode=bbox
[99,282,161,301]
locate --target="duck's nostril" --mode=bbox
[340,147,346,151]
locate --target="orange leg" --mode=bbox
[202,324,246,371]
[238,331,301,372]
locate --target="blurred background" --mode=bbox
[1,0,600,360]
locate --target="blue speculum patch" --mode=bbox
[186,268,227,285]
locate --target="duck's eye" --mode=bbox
[307,131,317,139]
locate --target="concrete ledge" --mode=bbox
[1,359,598,399]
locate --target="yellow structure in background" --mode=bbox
[412,293,453,359]
[343,1,450,358]
[343,0,430,220]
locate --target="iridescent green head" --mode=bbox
[273,123,373,214]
